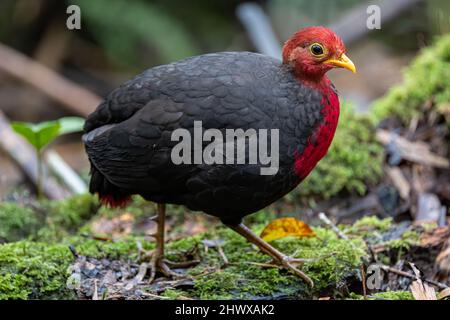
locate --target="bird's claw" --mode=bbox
[146,251,198,283]
[282,256,307,267]
[164,259,201,268]
[148,254,183,283]
[276,256,314,287]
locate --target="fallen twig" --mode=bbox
[318,212,349,240]
[202,239,228,266]
[381,265,448,290]
[360,264,367,300]
[217,246,229,266]
[68,245,79,258]
[386,166,410,200]
[92,279,99,300]
[243,261,280,268]
[376,129,449,168]
[140,292,170,300]
[125,262,148,291]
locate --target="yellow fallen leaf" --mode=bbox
[260,217,316,242]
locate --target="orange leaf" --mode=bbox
[260,217,316,242]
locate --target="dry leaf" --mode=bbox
[410,280,437,300]
[409,263,437,300]
[260,217,315,242]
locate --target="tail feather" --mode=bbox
[89,162,131,208]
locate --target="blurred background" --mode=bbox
[0,0,449,199]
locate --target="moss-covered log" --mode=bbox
[372,35,450,125]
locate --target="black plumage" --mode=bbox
[83,52,324,224]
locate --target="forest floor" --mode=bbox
[0,193,449,300]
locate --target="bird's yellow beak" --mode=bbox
[324,53,356,73]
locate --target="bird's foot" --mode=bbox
[226,223,314,287]
[274,256,314,287]
[147,250,199,283]
[148,252,182,283]
[283,256,308,267]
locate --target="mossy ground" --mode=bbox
[0,241,74,299]
[372,34,450,125]
[348,291,414,300]
[0,196,369,300]
[167,225,367,299]
[0,203,40,243]
[0,194,98,243]
[2,200,424,300]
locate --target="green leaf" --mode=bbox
[11,123,38,148]
[34,122,61,151]
[58,117,85,135]
[12,121,61,152]
[11,117,85,152]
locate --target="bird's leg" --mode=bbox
[147,203,183,282]
[147,203,199,283]
[226,223,314,287]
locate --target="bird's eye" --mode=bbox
[310,43,324,56]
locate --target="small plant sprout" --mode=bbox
[11,117,85,199]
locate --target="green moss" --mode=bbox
[0,241,75,299]
[0,215,368,299]
[384,229,420,251]
[372,290,414,300]
[0,203,40,243]
[345,216,420,263]
[346,216,393,238]
[67,223,367,299]
[352,216,393,232]
[36,194,99,241]
[194,271,240,299]
[345,216,419,253]
[372,35,450,125]
[72,236,154,260]
[42,194,98,230]
[0,194,98,243]
[183,225,367,299]
[271,227,367,290]
[348,290,414,300]
[161,289,186,299]
[0,273,30,300]
[0,235,158,300]
[293,104,383,200]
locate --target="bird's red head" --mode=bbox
[282,26,356,83]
